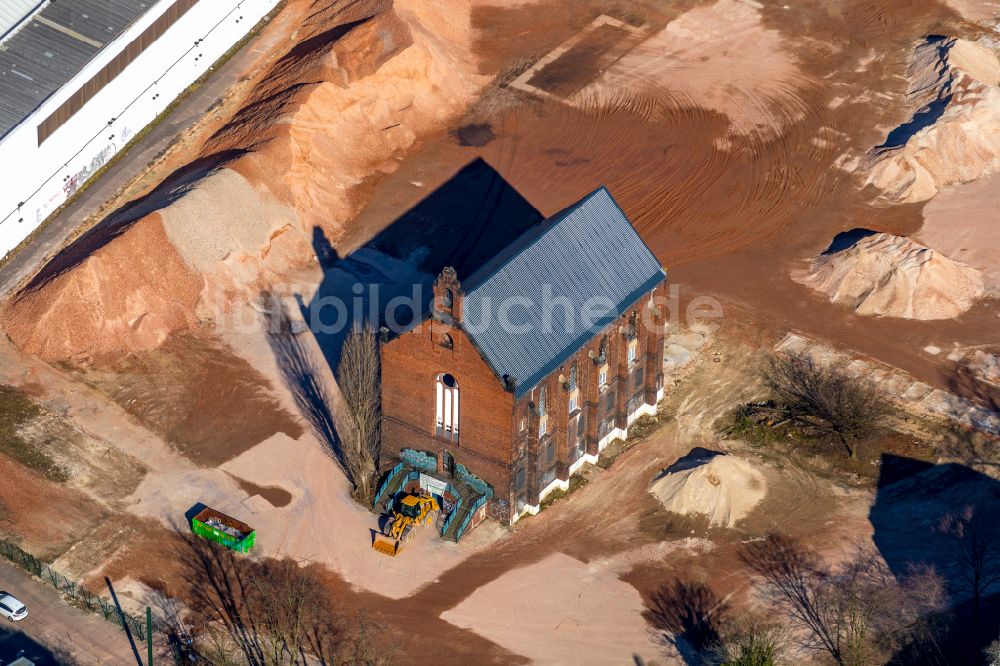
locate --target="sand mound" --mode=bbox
[866,37,1000,202]
[917,172,1000,294]
[5,215,203,363]
[5,0,486,363]
[649,451,766,528]
[795,231,984,320]
[596,0,804,137]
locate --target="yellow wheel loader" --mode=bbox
[372,492,440,556]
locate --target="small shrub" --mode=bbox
[721,402,785,446]
[539,474,589,511]
[596,438,628,469]
[762,352,891,458]
[628,412,664,441]
[705,614,786,666]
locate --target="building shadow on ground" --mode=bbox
[870,453,1000,663]
[296,157,543,377]
[0,627,74,666]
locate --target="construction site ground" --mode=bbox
[0,0,998,663]
[0,307,939,664]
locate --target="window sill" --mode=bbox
[434,429,460,444]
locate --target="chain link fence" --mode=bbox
[0,537,152,641]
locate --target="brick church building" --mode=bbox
[380,186,667,523]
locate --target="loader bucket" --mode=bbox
[372,535,400,556]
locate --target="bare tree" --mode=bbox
[262,295,381,504]
[703,613,787,666]
[763,352,890,458]
[985,636,1000,665]
[938,504,1000,624]
[741,534,945,666]
[196,624,247,666]
[244,559,330,664]
[740,534,838,660]
[337,324,382,503]
[179,534,380,666]
[323,612,394,666]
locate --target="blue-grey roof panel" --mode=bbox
[462,187,664,397]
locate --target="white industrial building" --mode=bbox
[0,0,282,258]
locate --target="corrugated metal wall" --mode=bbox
[37,0,200,144]
[0,0,44,42]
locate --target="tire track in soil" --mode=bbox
[480,70,843,268]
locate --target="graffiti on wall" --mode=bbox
[29,125,132,224]
[63,142,117,199]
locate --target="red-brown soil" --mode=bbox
[0,0,997,661]
[340,0,999,406]
[4,214,201,364]
[0,457,105,561]
[78,334,302,466]
[3,0,485,364]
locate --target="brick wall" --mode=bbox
[381,278,667,516]
[381,318,515,496]
[511,279,667,508]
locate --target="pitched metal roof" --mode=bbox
[0,1,43,43]
[0,0,154,140]
[462,187,665,397]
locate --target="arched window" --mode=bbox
[537,386,548,437]
[626,311,639,365]
[568,363,579,413]
[438,333,454,349]
[597,337,609,389]
[436,373,459,441]
[442,288,454,309]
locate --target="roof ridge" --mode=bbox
[462,186,611,291]
[458,186,665,397]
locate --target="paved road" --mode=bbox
[0,12,283,298]
[0,559,140,665]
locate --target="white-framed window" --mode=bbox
[538,386,548,438]
[627,340,638,364]
[568,393,578,413]
[598,365,608,388]
[435,373,459,440]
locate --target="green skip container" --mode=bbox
[191,507,256,553]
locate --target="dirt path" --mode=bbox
[375,331,866,663]
[0,338,189,476]
[0,559,152,665]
